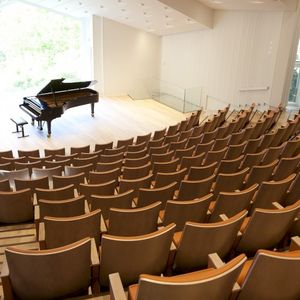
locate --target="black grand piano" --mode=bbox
[20,78,99,137]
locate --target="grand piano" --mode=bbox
[20,78,99,137]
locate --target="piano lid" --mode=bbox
[38,78,97,95]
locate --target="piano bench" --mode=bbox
[11,117,29,138]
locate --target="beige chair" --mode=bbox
[36,184,75,201]
[70,145,90,155]
[235,249,300,300]
[151,151,175,164]
[73,155,98,169]
[94,141,113,152]
[173,210,247,273]
[32,166,62,180]
[250,173,296,211]
[236,201,300,256]
[169,139,187,152]
[162,194,213,231]
[239,150,267,169]
[15,176,49,197]
[153,158,179,176]
[18,149,40,158]
[117,137,134,149]
[212,136,230,151]
[180,153,205,171]
[44,147,66,158]
[79,180,116,202]
[217,156,244,174]
[187,162,217,181]
[174,146,195,161]
[126,147,148,159]
[89,189,134,220]
[119,174,153,197]
[40,210,101,248]
[14,160,43,175]
[194,140,214,156]
[148,137,164,148]
[243,159,278,188]
[122,163,151,180]
[213,168,249,200]
[149,144,169,156]
[166,124,179,136]
[164,133,180,145]
[136,133,151,145]
[96,159,123,172]
[0,179,11,191]
[280,137,300,158]
[0,189,33,223]
[177,175,215,201]
[89,168,121,184]
[203,147,228,166]
[109,254,246,300]
[123,155,150,168]
[224,143,246,160]
[52,172,85,189]
[137,182,177,208]
[243,136,263,154]
[154,168,187,189]
[272,154,300,181]
[104,146,126,155]
[1,238,100,300]
[152,128,166,141]
[99,152,124,163]
[209,184,258,222]
[37,195,86,221]
[65,163,94,181]
[99,223,176,287]
[261,144,285,165]
[107,202,161,236]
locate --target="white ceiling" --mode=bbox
[0,0,298,36]
[197,0,298,11]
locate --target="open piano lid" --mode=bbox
[38,78,97,95]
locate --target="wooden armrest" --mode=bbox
[84,200,90,213]
[290,236,300,251]
[1,254,14,300]
[272,202,283,209]
[34,205,40,222]
[100,215,108,232]
[38,222,46,249]
[219,214,228,221]
[90,238,100,294]
[208,253,224,269]
[109,273,127,300]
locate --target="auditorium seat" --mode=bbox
[122,163,151,180]
[272,154,300,181]
[172,210,247,273]
[79,180,116,201]
[123,155,150,168]
[70,145,90,155]
[217,156,244,174]
[32,166,63,180]
[18,149,40,158]
[15,176,49,198]
[135,133,151,145]
[94,141,113,152]
[0,188,33,223]
[179,152,205,171]
[96,159,123,172]
[36,184,75,201]
[106,202,161,236]
[126,147,148,159]
[236,201,300,256]
[109,253,246,300]
[89,168,121,185]
[212,135,230,151]
[104,145,126,155]
[187,163,217,181]
[154,168,187,189]
[117,138,134,150]
[136,181,177,208]
[162,194,213,231]
[151,151,174,164]
[99,223,176,288]
[119,174,153,197]
[89,190,134,220]
[152,158,179,175]
[52,172,85,189]
[44,147,66,158]
[152,128,166,140]
[0,179,11,191]
[65,163,94,181]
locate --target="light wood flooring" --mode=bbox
[0,96,188,155]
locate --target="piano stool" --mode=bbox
[11,117,29,138]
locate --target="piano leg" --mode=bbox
[91,103,95,117]
[46,121,51,137]
[38,121,43,130]
[31,118,34,125]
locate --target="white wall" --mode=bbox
[102,18,161,97]
[160,10,284,108]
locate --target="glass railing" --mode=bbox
[128,79,202,113]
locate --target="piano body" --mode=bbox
[20,78,99,137]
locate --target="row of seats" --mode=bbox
[0,104,299,299]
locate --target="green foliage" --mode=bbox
[0,2,82,93]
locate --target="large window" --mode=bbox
[0,1,86,103]
[288,42,300,105]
